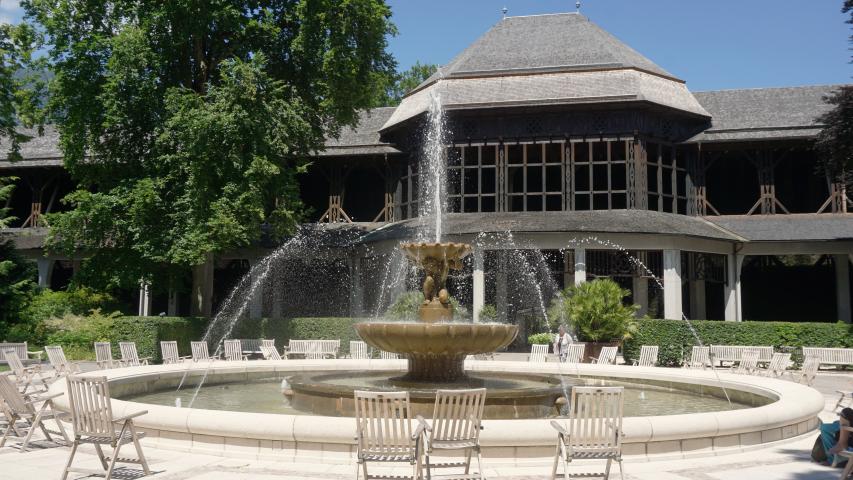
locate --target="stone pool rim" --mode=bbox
[47,359,824,465]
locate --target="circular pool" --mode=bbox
[47,359,824,466]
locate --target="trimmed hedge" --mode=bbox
[112,316,208,363]
[623,319,853,367]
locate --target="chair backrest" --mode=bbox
[260,345,282,361]
[350,341,369,359]
[799,355,822,385]
[689,346,710,367]
[430,388,486,444]
[2,349,25,376]
[564,386,624,454]
[710,345,774,362]
[529,344,548,363]
[119,342,142,366]
[94,342,114,366]
[736,349,760,372]
[191,341,210,361]
[160,341,180,364]
[0,374,30,414]
[637,346,659,367]
[239,339,261,353]
[767,353,791,374]
[802,347,853,366]
[65,375,116,441]
[597,346,618,364]
[45,345,69,369]
[379,351,399,360]
[261,339,276,349]
[223,339,243,361]
[0,343,27,363]
[565,343,586,363]
[354,390,413,455]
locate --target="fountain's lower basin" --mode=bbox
[284,371,572,419]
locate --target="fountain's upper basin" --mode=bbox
[354,322,518,356]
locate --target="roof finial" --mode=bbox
[576,1,581,13]
[501,6,508,19]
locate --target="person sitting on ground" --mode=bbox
[552,324,574,363]
[819,407,852,466]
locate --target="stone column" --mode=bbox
[137,282,152,317]
[835,254,851,324]
[472,248,485,323]
[663,249,682,320]
[36,257,53,288]
[632,276,649,317]
[573,248,587,286]
[724,253,744,322]
[191,253,214,317]
[690,279,707,320]
[348,256,364,318]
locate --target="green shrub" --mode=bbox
[44,310,120,360]
[528,332,553,345]
[9,287,124,345]
[547,279,638,343]
[623,319,853,367]
[478,304,498,322]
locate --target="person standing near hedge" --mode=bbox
[553,324,575,362]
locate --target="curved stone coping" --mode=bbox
[47,360,823,464]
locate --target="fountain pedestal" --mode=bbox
[355,242,518,382]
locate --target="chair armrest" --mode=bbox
[416,415,432,433]
[113,410,148,423]
[25,392,64,404]
[631,360,638,366]
[550,420,568,436]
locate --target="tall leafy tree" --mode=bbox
[0,21,47,158]
[372,61,437,107]
[815,0,853,186]
[22,0,397,290]
[0,177,37,340]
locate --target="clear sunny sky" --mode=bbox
[1,0,850,91]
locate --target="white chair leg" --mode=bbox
[603,458,612,479]
[61,440,79,480]
[464,449,472,474]
[551,439,562,480]
[93,442,109,470]
[476,449,485,480]
[21,412,43,452]
[618,459,625,480]
[129,422,150,474]
[105,441,123,480]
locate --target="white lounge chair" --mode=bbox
[379,350,399,360]
[354,390,426,480]
[160,341,190,364]
[191,341,218,362]
[791,355,821,386]
[2,349,48,395]
[223,339,248,361]
[590,346,618,365]
[260,344,282,360]
[95,342,119,369]
[44,346,80,377]
[529,344,549,363]
[350,341,370,359]
[0,374,69,452]
[0,342,41,363]
[734,349,760,375]
[62,375,150,480]
[632,346,659,367]
[685,346,710,369]
[565,344,586,364]
[551,386,625,480]
[423,388,487,480]
[119,342,151,367]
[763,353,791,378]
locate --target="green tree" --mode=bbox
[0,177,37,340]
[372,61,437,107]
[0,22,47,159]
[22,0,397,290]
[547,278,639,343]
[815,1,853,186]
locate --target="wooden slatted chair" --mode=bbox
[734,349,760,375]
[44,346,80,377]
[379,350,399,360]
[0,374,69,452]
[119,342,150,367]
[632,346,659,367]
[160,341,189,365]
[685,346,710,370]
[1,396,24,439]
[550,386,625,480]
[350,341,370,360]
[0,342,41,363]
[2,349,48,395]
[423,388,487,480]
[565,344,586,364]
[791,355,821,386]
[354,390,426,480]
[62,375,150,480]
[223,340,248,361]
[261,339,276,350]
[590,346,618,365]
[191,341,218,362]
[260,344,282,361]
[95,342,119,369]
[529,344,549,363]
[762,353,791,378]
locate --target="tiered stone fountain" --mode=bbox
[355,241,519,381]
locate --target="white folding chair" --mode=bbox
[590,346,618,365]
[2,349,48,395]
[529,344,549,363]
[0,374,69,452]
[354,390,426,480]
[191,341,217,362]
[160,341,190,365]
[632,346,659,367]
[44,346,80,377]
[350,341,370,359]
[223,339,248,361]
[95,342,119,369]
[423,388,487,480]
[119,342,151,367]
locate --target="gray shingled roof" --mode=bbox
[708,214,853,242]
[360,210,743,243]
[689,85,847,143]
[319,107,400,157]
[0,126,63,169]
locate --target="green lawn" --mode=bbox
[0,365,9,372]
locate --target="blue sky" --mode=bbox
[2,1,849,91]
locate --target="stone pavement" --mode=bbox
[1,370,851,480]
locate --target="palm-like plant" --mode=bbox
[547,279,639,343]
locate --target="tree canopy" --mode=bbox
[22,0,397,290]
[372,61,437,107]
